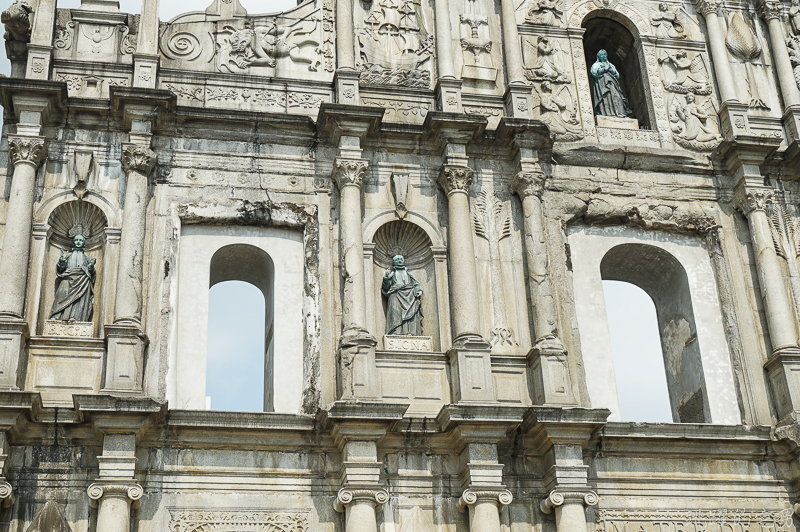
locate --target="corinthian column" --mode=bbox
[335,488,388,532]
[694,0,738,103]
[0,136,46,321]
[459,489,513,532]
[433,0,462,112]
[87,483,143,532]
[757,0,800,108]
[540,490,599,532]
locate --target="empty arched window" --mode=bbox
[582,15,653,129]
[568,225,741,424]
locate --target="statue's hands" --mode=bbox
[88,258,97,267]
[384,268,394,279]
[414,287,423,298]
[59,247,69,261]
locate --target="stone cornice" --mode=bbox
[121,144,157,175]
[333,487,389,512]
[733,187,774,216]
[8,135,45,167]
[512,169,546,198]
[332,157,368,189]
[458,488,513,510]
[438,165,474,195]
[540,488,598,513]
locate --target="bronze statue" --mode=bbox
[382,255,423,336]
[49,234,96,322]
[590,49,633,118]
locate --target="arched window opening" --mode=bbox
[207,280,266,412]
[208,244,275,412]
[601,243,709,423]
[603,280,672,422]
[582,16,652,130]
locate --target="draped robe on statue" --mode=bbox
[49,248,96,322]
[382,267,423,335]
[590,58,632,118]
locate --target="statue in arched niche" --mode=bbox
[49,228,96,323]
[590,49,633,118]
[382,254,423,336]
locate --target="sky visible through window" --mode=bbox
[1,0,669,420]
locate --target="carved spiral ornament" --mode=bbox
[549,492,565,506]
[584,492,599,506]
[127,484,144,501]
[497,490,514,506]
[373,220,433,270]
[0,481,13,499]
[337,489,354,506]
[164,32,203,61]
[86,484,105,500]
[460,490,479,506]
[373,489,389,505]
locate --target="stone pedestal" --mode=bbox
[448,339,495,403]
[43,320,93,338]
[0,320,29,389]
[335,70,361,105]
[436,79,463,114]
[504,85,533,119]
[384,335,433,352]
[529,341,576,406]
[596,115,639,129]
[102,324,147,393]
[338,332,378,400]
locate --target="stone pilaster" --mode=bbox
[334,488,389,532]
[693,0,738,104]
[757,0,800,109]
[499,0,532,118]
[540,489,599,532]
[24,0,56,80]
[132,0,159,88]
[433,0,461,112]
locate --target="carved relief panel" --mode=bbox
[354,0,435,88]
[450,0,505,94]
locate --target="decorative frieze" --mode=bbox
[169,509,310,532]
[596,509,796,532]
[121,144,157,175]
[9,136,46,167]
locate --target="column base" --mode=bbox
[25,44,53,81]
[102,324,147,394]
[448,335,496,403]
[718,101,752,138]
[764,346,800,421]
[782,106,800,176]
[335,69,361,105]
[504,83,533,119]
[338,329,378,400]
[528,339,578,406]
[0,320,29,390]
[436,78,463,114]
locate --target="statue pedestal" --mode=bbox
[43,320,93,338]
[596,115,639,130]
[384,335,433,352]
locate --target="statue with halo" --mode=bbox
[49,226,97,322]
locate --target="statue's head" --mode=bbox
[659,2,668,10]
[541,80,552,92]
[685,93,696,103]
[393,255,405,267]
[73,235,86,249]
[677,49,687,58]
[597,49,608,62]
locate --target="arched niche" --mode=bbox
[582,12,653,130]
[37,201,109,337]
[367,220,443,351]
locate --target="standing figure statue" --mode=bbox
[382,255,423,335]
[590,49,633,118]
[49,234,96,322]
[790,0,800,36]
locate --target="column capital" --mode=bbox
[756,0,784,20]
[333,157,369,189]
[512,169,546,198]
[0,480,12,507]
[733,187,775,215]
[458,488,513,511]
[121,144,157,175]
[87,481,143,506]
[693,0,721,15]
[540,488,598,514]
[334,487,389,513]
[438,165,474,195]
[8,135,45,167]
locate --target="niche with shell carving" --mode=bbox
[38,201,108,337]
[370,220,441,351]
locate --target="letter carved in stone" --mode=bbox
[438,165,474,195]
[333,158,368,189]
[596,509,796,532]
[8,136,46,167]
[121,144,157,176]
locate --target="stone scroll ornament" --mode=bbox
[590,49,632,118]
[382,255,423,336]
[49,230,96,323]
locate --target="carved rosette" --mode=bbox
[540,489,598,514]
[333,158,369,189]
[693,0,721,15]
[756,0,784,20]
[438,165,474,195]
[512,169,546,199]
[8,136,46,167]
[734,188,775,216]
[333,487,389,512]
[87,482,144,506]
[120,144,157,175]
[458,489,513,511]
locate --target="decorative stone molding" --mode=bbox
[87,482,143,507]
[693,0,721,15]
[733,188,775,215]
[438,165,474,195]
[8,136,45,167]
[458,489,513,511]
[512,169,546,198]
[333,158,369,189]
[756,0,784,20]
[540,489,599,514]
[120,144,157,175]
[333,487,389,512]
[169,509,310,532]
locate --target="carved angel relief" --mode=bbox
[789,35,800,91]
[533,81,583,141]
[669,93,721,150]
[650,3,687,39]
[523,36,569,83]
[525,0,564,26]
[658,50,710,94]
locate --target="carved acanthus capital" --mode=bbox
[438,165,474,195]
[540,489,598,514]
[87,482,143,507]
[733,188,775,216]
[458,488,513,511]
[333,487,389,513]
[333,158,369,189]
[121,144,157,175]
[756,0,784,19]
[693,0,721,15]
[8,136,45,167]
[512,169,546,198]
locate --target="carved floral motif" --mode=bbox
[361,98,430,121]
[121,145,157,175]
[333,158,368,188]
[596,509,795,532]
[169,509,309,532]
[9,136,46,166]
[438,165,474,195]
[734,188,774,215]
[512,169,546,198]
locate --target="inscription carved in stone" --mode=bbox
[169,510,310,532]
[596,509,796,532]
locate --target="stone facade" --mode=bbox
[0,0,799,530]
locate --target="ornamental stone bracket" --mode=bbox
[333,487,389,513]
[540,488,599,514]
[458,488,513,512]
[87,481,144,509]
